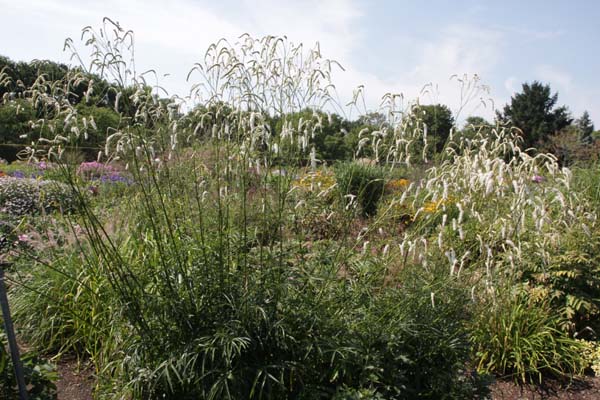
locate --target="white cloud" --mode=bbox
[0,0,366,102]
[328,24,506,121]
[535,64,573,93]
[0,2,532,122]
[504,76,518,94]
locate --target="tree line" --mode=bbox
[0,54,597,165]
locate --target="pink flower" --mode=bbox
[531,175,544,183]
[17,234,29,242]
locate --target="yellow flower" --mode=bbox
[386,178,410,192]
[294,170,336,192]
[423,201,438,213]
[423,197,454,213]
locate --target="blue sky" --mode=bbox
[1,0,598,125]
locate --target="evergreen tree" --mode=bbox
[576,110,594,144]
[498,81,572,149]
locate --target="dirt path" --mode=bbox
[55,358,94,400]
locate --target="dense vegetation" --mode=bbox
[1,19,600,399]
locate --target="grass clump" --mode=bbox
[334,162,385,217]
[470,291,587,383]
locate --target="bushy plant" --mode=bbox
[579,340,600,376]
[0,332,58,400]
[10,249,113,359]
[521,226,600,334]
[470,291,586,383]
[334,162,385,217]
[0,177,78,215]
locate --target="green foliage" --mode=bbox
[273,109,353,163]
[10,248,113,359]
[74,104,121,151]
[572,164,600,207]
[0,332,58,400]
[522,226,600,334]
[418,104,455,153]
[458,116,492,142]
[0,100,39,161]
[334,162,385,217]
[499,81,572,149]
[343,112,389,160]
[14,235,478,399]
[576,111,595,144]
[471,291,586,383]
[0,177,79,215]
[0,55,69,100]
[542,125,600,166]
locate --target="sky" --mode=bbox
[1,0,598,125]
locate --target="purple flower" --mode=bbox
[11,171,25,179]
[78,161,117,180]
[531,175,544,183]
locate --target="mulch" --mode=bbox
[489,376,600,400]
[51,356,600,400]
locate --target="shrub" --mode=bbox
[0,332,58,400]
[334,162,385,217]
[521,226,600,334]
[580,340,600,376]
[0,177,78,215]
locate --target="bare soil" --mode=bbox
[51,356,600,399]
[489,376,600,400]
[55,357,94,400]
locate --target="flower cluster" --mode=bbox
[77,161,117,180]
[77,162,132,185]
[0,162,51,180]
[385,178,410,193]
[580,340,600,376]
[293,170,336,193]
[531,174,545,184]
[422,197,453,214]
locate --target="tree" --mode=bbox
[576,111,594,144]
[344,112,389,160]
[418,104,455,152]
[498,81,572,149]
[453,116,493,144]
[355,112,388,128]
[273,108,352,163]
[0,55,69,99]
[0,100,42,160]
